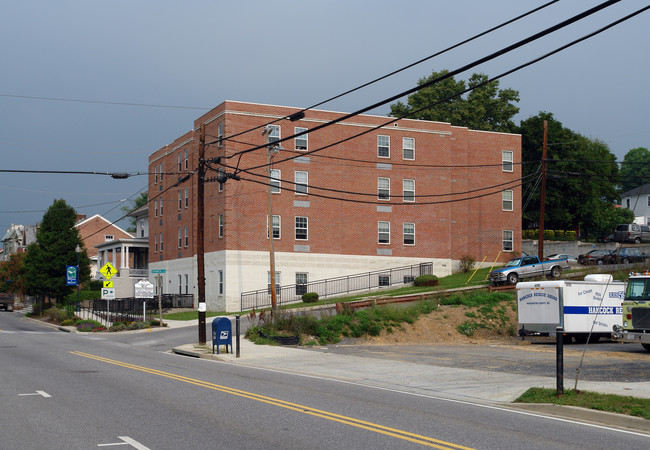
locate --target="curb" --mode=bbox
[508,403,650,432]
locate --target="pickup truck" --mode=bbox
[488,255,568,285]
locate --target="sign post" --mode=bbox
[135,279,154,322]
[151,269,166,326]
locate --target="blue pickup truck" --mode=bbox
[488,255,568,286]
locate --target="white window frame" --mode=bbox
[218,270,224,295]
[178,152,182,172]
[178,190,182,210]
[159,232,163,251]
[403,137,415,160]
[178,274,182,294]
[184,187,189,208]
[295,127,308,151]
[403,222,415,245]
[185,274,189,294]
[154,199,158,217]
[154,165,158,184]
[267,215,281,239]
[378,177,390,200]
[502,150,514,172]
[270,169,281,194]
[160,162,163,181]
[178,227,182,248]
[267,125,280,143]
[160,198,163,216]
[503,230,514,252]
[296,272,308,296]
[184,149,188,170]
[184,226,188,247]
[218,123,223,147]
[155,234,158,252]
[502,190,513,211]
[295,171,308,195]
[378,221,390,244]
[378,135,390,158]
[295,216,308,240]
[105,235,114,242]
[403,179,415,202]
[218,213,224,238]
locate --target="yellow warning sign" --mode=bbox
[99,262,117,280]
[103,280,113,288]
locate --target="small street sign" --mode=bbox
[134,280,154,299]
[103,280,113,288]
[100,262,117,280]
[101,287,115,300]
[151,269,166,274]
[66,266,78,286]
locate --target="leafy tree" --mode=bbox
[121,192,148,233]
[519,112,621,239]
[619,147,650,193]
[0,253,27,298]
[23,199,91,304]
[389,70,520,132]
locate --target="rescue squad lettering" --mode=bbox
[564,306,623,315]
[518,291,558,304]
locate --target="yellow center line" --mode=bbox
[70,351,474,449]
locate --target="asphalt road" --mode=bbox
[2,311,649,449]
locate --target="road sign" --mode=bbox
[99,262,117,280]
[101,287,115,300]
[151,269,166,274]
[134,280,154,299]
[103,280,113,288]
[66,266,78,286]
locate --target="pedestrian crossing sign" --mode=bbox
[99,262,117,280]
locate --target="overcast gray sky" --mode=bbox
[1,1,648,233]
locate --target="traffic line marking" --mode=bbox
[19,390,51,398]
[98,436,149,449]
[71,351,472,449]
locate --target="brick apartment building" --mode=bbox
[75,214,133,278]
[148,101,521,311]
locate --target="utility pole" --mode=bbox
[262,126,280,309]
[538,120,548,261]
[197,123,206,344]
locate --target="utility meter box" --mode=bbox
[212,317,232,354]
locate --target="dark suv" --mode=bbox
[578,249,613,265]
[603,247,648,265]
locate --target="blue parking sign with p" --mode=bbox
[66,265,78,286]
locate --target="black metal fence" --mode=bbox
[240,262,433,311]
[77,294,193,327]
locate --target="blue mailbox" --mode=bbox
[212,317,233,354]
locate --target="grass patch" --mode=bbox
[515,387,650,420]
[163,310,225,321]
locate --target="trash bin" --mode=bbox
[211,317,232,354]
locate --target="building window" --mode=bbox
[218,123,223,147]
[185,274,189,294]
[626,198,631,209]
[178,274,182,294]
[154,199,158,217]
[268,215,281,239]
[218,214,224,238]
[218,168,224,192]
[154,165,158,184]
[502,190,513,211]
[184,149,188,170]
[502,150,513,172]
[403,137,415,160]
[184,226,188,247]
[178,228,182,248]
[160,162,164,181]
[178,152,182,172]
[105,235,114,242]
[295,127,308,151]
[270,169,281,193]
[295,217,308,240]
[178,190,182,210]
[267,125,280,143]
[378,135,390,158]
[155,234,158,252]
[218,270,224,295]
[184,187,188,208]
[403,179,415,202]
[160,198,163,216]
[267,271,281,295]
[378,275,390,287]
[296,272,308,296]
[647,195,650,207]
[295,171,308,195]
[378,221,390,244]
[403,223,415,245]
[503,230,513,252]
[378,177,390,200]
[159,232,163,251]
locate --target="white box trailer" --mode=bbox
[516,275,626,343]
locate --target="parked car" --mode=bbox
[613,223,650,244]
[578,249,613,265]
[602,247,648,265]
[597,234,614,243]
[545,254,578,264]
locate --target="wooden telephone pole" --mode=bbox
[197,123,206,345]
[538,120,548,261]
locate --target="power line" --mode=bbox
[0,93,211,110]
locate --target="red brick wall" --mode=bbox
[148,101,521,266]
[76,216,133,258]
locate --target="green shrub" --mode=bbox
[457,320,479,336]
[414,275,439,287]
[76,320,105,332]
[60,319,76,326]
[302,292,319,303]
[109,323,127,332]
